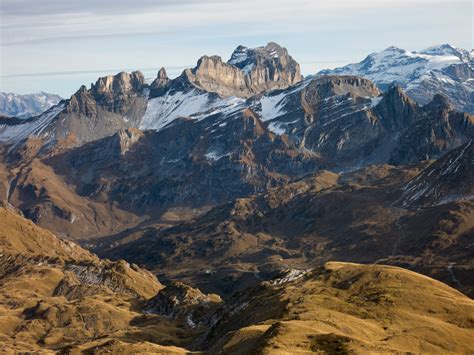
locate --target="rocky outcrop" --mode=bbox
[116,128,145,155]
[182,42,302,98]
[67,85,97,117]
[68,70,146,116]
[150,67,171,96]
[228,42,302,93]
[145,281,221,328]
[50,71,148,146]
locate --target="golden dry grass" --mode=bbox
[207,262,474,354]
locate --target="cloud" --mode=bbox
[2,0,470,47]
[1,0,471,96]
[0,0,214,16]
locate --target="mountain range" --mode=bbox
[0,42,473,353]
[320,44,474,113]
[0,92,62,118]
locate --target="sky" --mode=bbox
[0,0,472,97]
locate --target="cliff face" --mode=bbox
[229,42,302,93]
[88,71,146,114]
[69,70,146,116]
[182,42,302,98]
[53,71,149,145]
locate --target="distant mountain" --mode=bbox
[0,43,301,147]
[319,44,474,113]
[0,91,62,118]
[0,58,472,241]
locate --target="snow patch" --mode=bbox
[140,90,244,131]
[271,269,312,286]
[267,121,286,135]
[205,150,229,161]
[259,92,288,122]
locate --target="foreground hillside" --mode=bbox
[0,205,185,353]
[204,262,474,354]
[1,206,473,353]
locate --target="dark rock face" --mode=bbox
[45,110,325,213]
[67,85,98,118]
[396,140,474,208]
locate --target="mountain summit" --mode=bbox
[319,44,474,113]
[181,42,302,98]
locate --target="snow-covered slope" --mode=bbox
[0,92,62,118]
[319,44,474,113]
[396,140,474,208]
[139,89,245,131]
[0,103,65,143]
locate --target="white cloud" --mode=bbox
[0,0,471,95]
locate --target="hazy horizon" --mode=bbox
[1,0,472,97]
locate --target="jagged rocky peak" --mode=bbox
[91,70,146,95]
[68,70,147,116]
[150,67,171,96]
[229,41,302,89]
[183,42,302,98]
[67,84,97,117]
[375,85,419,129]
